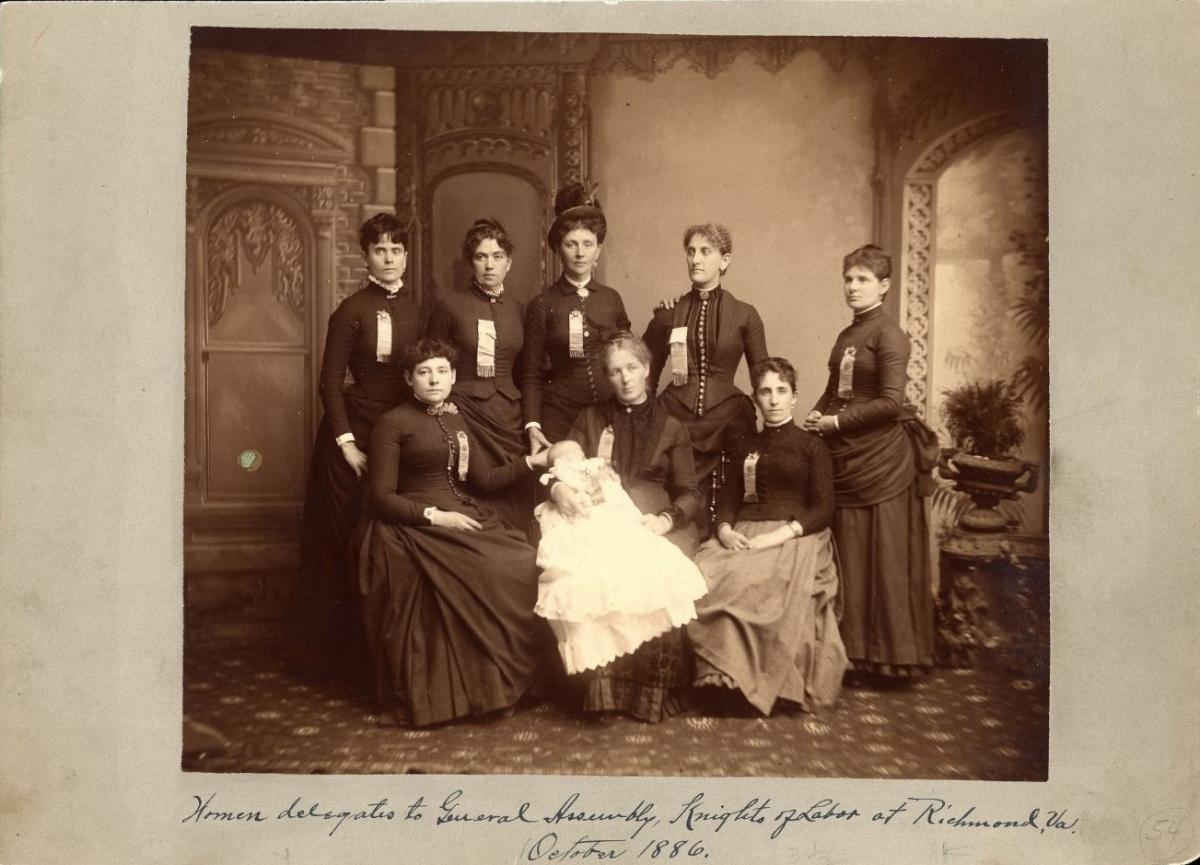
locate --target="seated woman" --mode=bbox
[358,339,550,727]
[554,334,701,723]
[687,357,848,716]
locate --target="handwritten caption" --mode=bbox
[182,789,1080,860]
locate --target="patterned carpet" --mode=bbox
[182,631,1048,779]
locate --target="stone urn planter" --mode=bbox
[939,450,1039,532]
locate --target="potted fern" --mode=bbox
[939,379,1039,532]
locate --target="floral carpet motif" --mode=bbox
[183,637,1048,779]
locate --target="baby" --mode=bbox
[534,440,708,674]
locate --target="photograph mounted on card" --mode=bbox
[181,27,1049,783]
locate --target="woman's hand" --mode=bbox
[550,482,592,518]
[747,526,794,550]
[717,522,751,550]
[340,442,369,478]
[655,296,678,311]
[526,449,550,470]
[527,426,551,455]
[813,414,839,435]
[640,513,673,536]
[429,509,482,531]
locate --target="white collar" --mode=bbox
[564,274,590,290]
[368,275,404,294]
[764,416,793,428]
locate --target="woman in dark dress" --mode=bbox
[358,339,550,727]
[425,218,532,532]
[522,184,631,450]
[643,223,768,536]
[292,213,422,682]
[555,334,700,723]
[803,245,935,678]
[688,358,848,715]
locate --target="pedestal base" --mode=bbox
[935,530,1049,677]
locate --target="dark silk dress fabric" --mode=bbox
[688,421,848,714]
[292,283,421,684]
[812,305,934,676]
[425,283,534,534]
[643,286,768,529]
[566,399,700,722]
[357,399,545,727]
[521,277,631,442]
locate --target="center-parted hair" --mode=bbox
[359,213,409,254]
[602,332,653,368]
[461,217,514,262]
[842,244,891,280]
[402,338,459,373]
[750,357,798,393]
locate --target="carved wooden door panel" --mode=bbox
[184,187,317,580]
[185,112,346,585]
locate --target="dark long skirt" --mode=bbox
[539,389,596,444]
[452,392,536,536]
[576,522,698,723]
[290,413,372,686]
[833,483,935,676]
[358,518,544,727]
[660,391,756,530]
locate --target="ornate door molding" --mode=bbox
[185,111,346,578]
[899,111,1024,418]
[396,64,590,306]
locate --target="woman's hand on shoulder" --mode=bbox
[802,412,837,435]
[717,522,751,550]
[429,509,482,531]
[655,296,679,311]
[340,442,369,478]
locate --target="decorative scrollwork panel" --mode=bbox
[206,202,307,328]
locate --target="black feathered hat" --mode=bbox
[548,181,606,248]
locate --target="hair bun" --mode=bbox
[471,217,503,230]
[554,182,601,215]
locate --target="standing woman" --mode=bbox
[522,183,631,450]
[559,334,700,723]
[425,218,531,531]
[803,244,934,678]
[292,213,422,683]
[688,357,847,716]
[643,224,768,535]
[359,340,550,727]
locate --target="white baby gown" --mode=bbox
[534,458,709,674]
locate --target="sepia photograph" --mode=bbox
[4,3,1200,864]
[181,28,1049,780]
